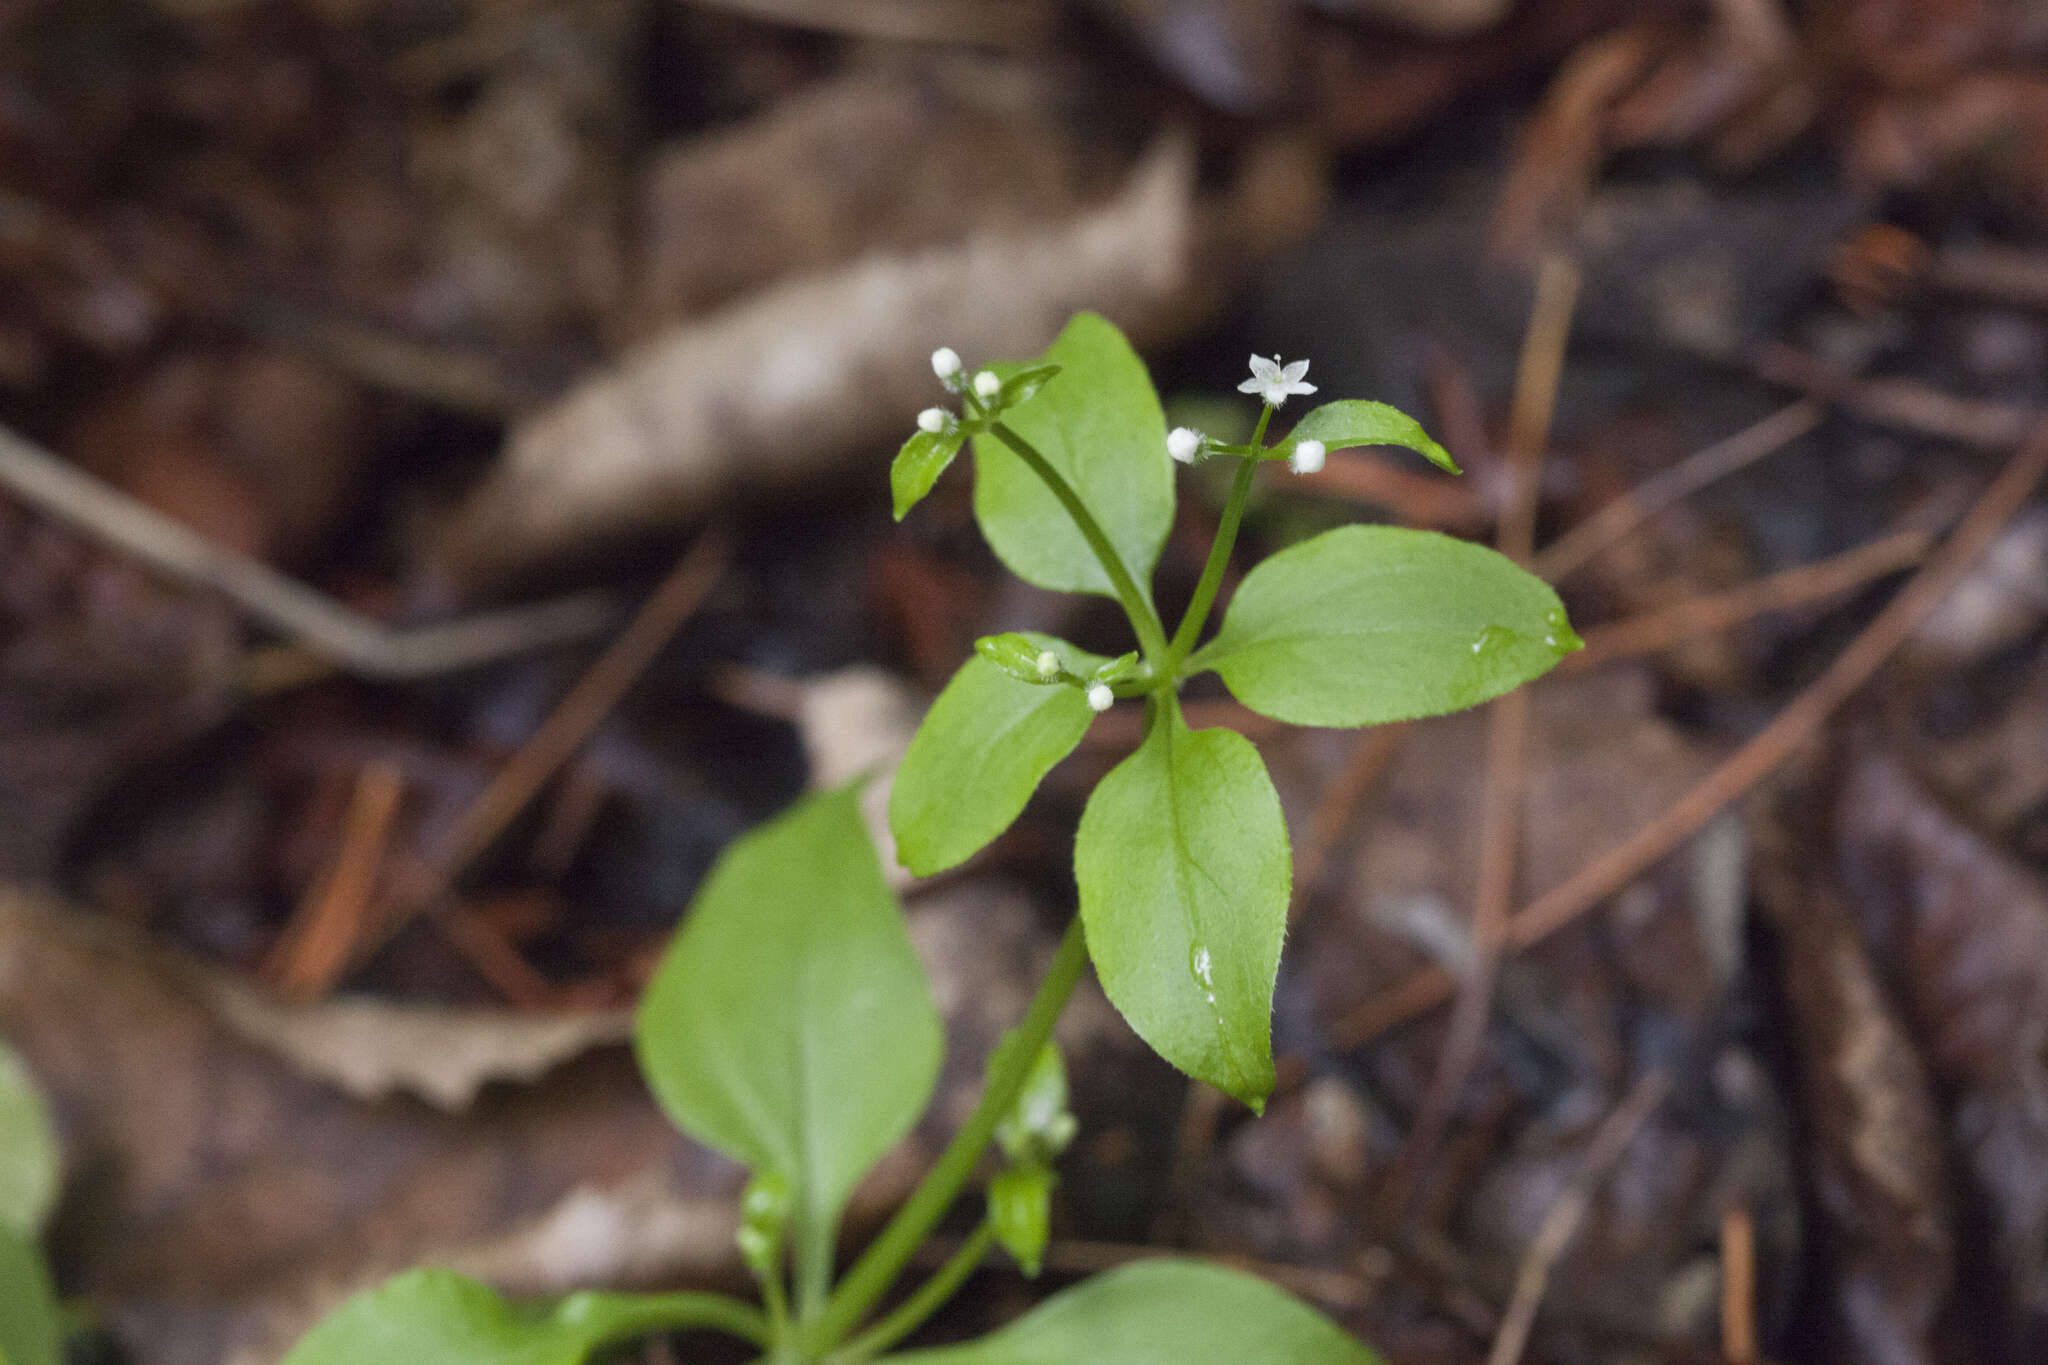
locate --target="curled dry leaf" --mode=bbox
[1755,810,1954,1365]
[191,974,632,1112]
[0,887,722,1365]
[630,62,1123,334]
[441,135,1198,579]
[1836,751,2048,1354]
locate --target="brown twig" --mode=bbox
[1756,344,2032,450]
[437,530,731,881]
[1929,240,2048,312]
[1533,401,1824,583]
[433,906,562,1010]
[1556,528,1931,672]
[1293,455,1489,532]
[263,760,405,999]
[1288,723,1409,924]
[0,422,615,681]
[1393,254,1579,1220]
[351,530,731,982]
[1721,1205,1758,1365]
[1335,415,2048,1045]
[1485,1071,1672,1365]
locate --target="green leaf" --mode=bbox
[973,313,1173,601]
[987,1166,1052,1278]
[886,1259,1383,1364]
[1089,651,1142,686]
[993,1043,1075,1166]
[893,427,969,521]
[634,787,942,1288]
[890,635,1107,877]
[997,363,1061,411]
[1074,704,1288,1110]
[1188,525,1580,728]
[0,1224,60,1365]
[1273,400,1459,474]
[0,1043,58,1239]
[281,1268,766,1365]
[974,633,1065,685]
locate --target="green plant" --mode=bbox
[285,314,1577,1364]
[0,1040,64,1365]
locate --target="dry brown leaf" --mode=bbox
[1303,666,1722,1053]
[0,887,719,1365]
[1756,812,1954,1365]
[442,135,1199,580]
[190,974,632,1111]
[1836,750,2048,1353]
[630,62,1119,335]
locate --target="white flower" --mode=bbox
[1085,682,1114,712]
[1035,650,1061,680]
[931,347,963,383]
[1288,438,1326,475]
[1166,427,1204,464]
[1238,354,1317,408]
[972,370,1002,400]
[916,407,952,434]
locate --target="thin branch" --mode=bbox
[1392,254,1577,1220]
[1337,413,2048,1045]
[1556,528,1931,672]
[263,760,405,999]
[1485,1071,1671,1365]
[1533,400,1823,582]
[1293,457,1489,531]
[353,529,731,978]
[1721,1205,1758,1365]
[0,422,614,680]
[1288,723,1410,924]
[1755,344,2032,449]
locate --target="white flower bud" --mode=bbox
[931,347,963,381]
[1289,439,1326,475]
[1166,427,1203,464]
[1035,650,1061,680]
[973,370,1002,400]
[916,407,950,434]
[1086,682,1114,712]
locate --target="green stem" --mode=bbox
[557,1289,771,1350]
[760,1259,791,1349]
[832,1220,998,1361]
[795,1214,834,1327]
[1163,406,1270,673]
[807,919,1090,1352]
[987,422,1169,664]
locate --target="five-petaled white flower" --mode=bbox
[1288,438,1326,475]
[1166,427,1204,464]
[1239,354,1317,408]
[1085,682,1114,712]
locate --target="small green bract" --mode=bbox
[286,313,1573,1364]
